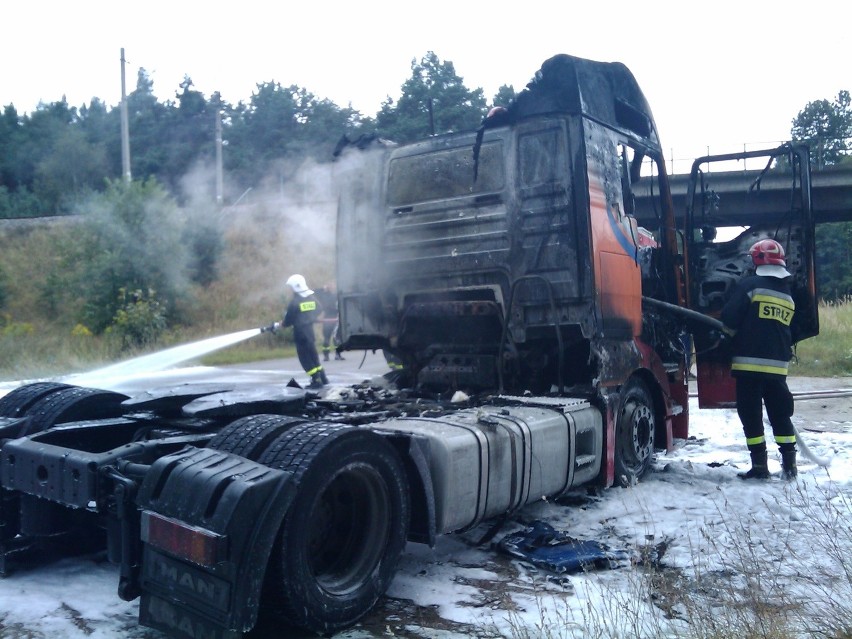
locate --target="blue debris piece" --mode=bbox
[497,521,631,573]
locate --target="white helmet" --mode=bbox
[286,273,313,296]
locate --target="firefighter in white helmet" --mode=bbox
[283,274,327,389]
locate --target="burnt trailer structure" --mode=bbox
[0,54,818,639]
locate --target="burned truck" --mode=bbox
[0,54,818,639]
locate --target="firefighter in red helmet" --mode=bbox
[721,238,798,480]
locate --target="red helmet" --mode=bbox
[749,238,786,267]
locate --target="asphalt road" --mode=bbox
[58,348,396,398]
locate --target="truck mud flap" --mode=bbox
[141,593,243,639]
[135,446,295,638]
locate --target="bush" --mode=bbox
[67,179,192,333]
[70,323,92,338]
[108,288,167,350]
[0,314,34,337]
[0,185,43,218]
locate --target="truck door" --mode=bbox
[684,144,818,407]
[585,129,648,341]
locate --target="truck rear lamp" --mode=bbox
[141,510,227,568]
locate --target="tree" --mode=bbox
[813,222,852,300]
[492,85,518,109]
[791,90,852,300]
[8,100,77,205]
[153,76,216,197]
[0,104,43,216]
[791,90,852,169]
[77,98,122,185]
[127,68,169,181]
[375,52,488,143]
[225,81,361,190]
[34,127,108,213]
[0,104,22,190]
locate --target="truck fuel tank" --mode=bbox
[375,398,601,534]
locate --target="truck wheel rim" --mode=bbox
[626,401,654,462]
[307,461,390,595]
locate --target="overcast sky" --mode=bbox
[3,0,848,172]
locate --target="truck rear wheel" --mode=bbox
[614,377,655,486]
[18,386,129,436]
[258,423,410,635]
[206,414,306,461]
[0,382,72,418]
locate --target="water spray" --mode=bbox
[69,328,262,386]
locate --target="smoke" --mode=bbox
[176,156,345,321]
[0,146,387,346]
[330,144,392,296]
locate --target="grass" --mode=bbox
[0,329,117,381]
[790,296,852,377]
[198,342,296,366]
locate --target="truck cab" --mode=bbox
[336,54,690,485]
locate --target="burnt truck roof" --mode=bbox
[333,54,660,159]
[483,53,659,147]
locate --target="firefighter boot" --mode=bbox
[323,349,330,362]
[335,350,344,360]
[308,372,325,389]
[738,447,770,480]
[781,449,798,480]
[320,369,329,385]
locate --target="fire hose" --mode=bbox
[792,421,832,467]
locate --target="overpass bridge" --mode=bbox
[634,162,852,227]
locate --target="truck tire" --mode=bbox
[0,382,72,418]
[614,377,655,486]
[258,422,410,635]
[18,386,129,437]
[206,414,306,461]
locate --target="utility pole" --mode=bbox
[120,48,132,183]
[215,109,224,206]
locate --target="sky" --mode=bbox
[0,358,850,637]
[3,1,849,174]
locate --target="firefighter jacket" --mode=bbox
[283,293,321,336]
[720,274,795,378]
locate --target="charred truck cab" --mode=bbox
[337,54,689,486]
[0,54,818,639]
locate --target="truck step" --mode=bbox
[575,454,598,467]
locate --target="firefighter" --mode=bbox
[314,282,343,361]
[720,238,798,480]
[283,274,328,389]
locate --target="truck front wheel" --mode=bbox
[258,423,410,635]
[614,377,656,486]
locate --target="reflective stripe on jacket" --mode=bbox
[721,275,795,379]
